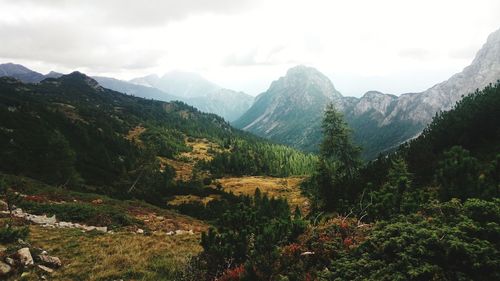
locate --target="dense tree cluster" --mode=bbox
[199,138,317,177]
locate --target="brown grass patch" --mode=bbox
[167,195,220,207]
[160,157,194,181]
[127,205,208,233]
[26,226,202,281]
[179,138,224,162]
[215,176,310,213]
[160,138,225,182]
[125,125,146,146]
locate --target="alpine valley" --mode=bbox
[0,12,499,281]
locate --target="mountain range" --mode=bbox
[235,28,500,159]
[130,71,254,122]
[1,28,498,159]
[0,64,253,122]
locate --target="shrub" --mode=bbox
[0,225,29,243]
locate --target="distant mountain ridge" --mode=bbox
[93,76,178,102]
[0,63,253,121]
[130,71,254,121]
[235,28,500,159]
[0,63,49,83]
[131,71,219,98]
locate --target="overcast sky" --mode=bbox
[1,0,499,97]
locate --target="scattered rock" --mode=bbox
[91,199,103,204]
[37,264,54,273]
[17,247,34,266]
[166,231,174,236]
[174,229,195,235]
[300,251,315,256]
[0,261,11,275]
[26,214,56,225]
[5,257,15,266]
[7,208,108,233]
[0,200,7,211]
[38,253,62,268]
[136,228,144,234]
[95,226,107,232]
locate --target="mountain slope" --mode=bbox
[93,76,178,101]
[131,71,254,121]
[0,72,239,198]
[234,65,342,151]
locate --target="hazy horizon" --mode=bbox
[1,0,499,97]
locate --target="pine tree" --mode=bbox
[320,103,361,179]
[312,103,362,211]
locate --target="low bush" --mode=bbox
[0,225,29,243]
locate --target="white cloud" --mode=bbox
[0,0,499,96]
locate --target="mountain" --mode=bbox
[349,27,500,158]
[184,88,254,122]
[131,71,254,121]
[386,28,500,125]
[0,71,235,194]
[234,65,342,151]
[234,28,500,159]
[93,76,178,102]
[0,63,179,103]
[131,71,219,98]
[0,62,46,83]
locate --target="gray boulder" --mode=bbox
[17,247,34,266]
[38,253,62,268]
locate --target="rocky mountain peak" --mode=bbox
[285,64,321,76]
[267,65,342,100]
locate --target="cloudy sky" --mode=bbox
[1,0,499,97]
